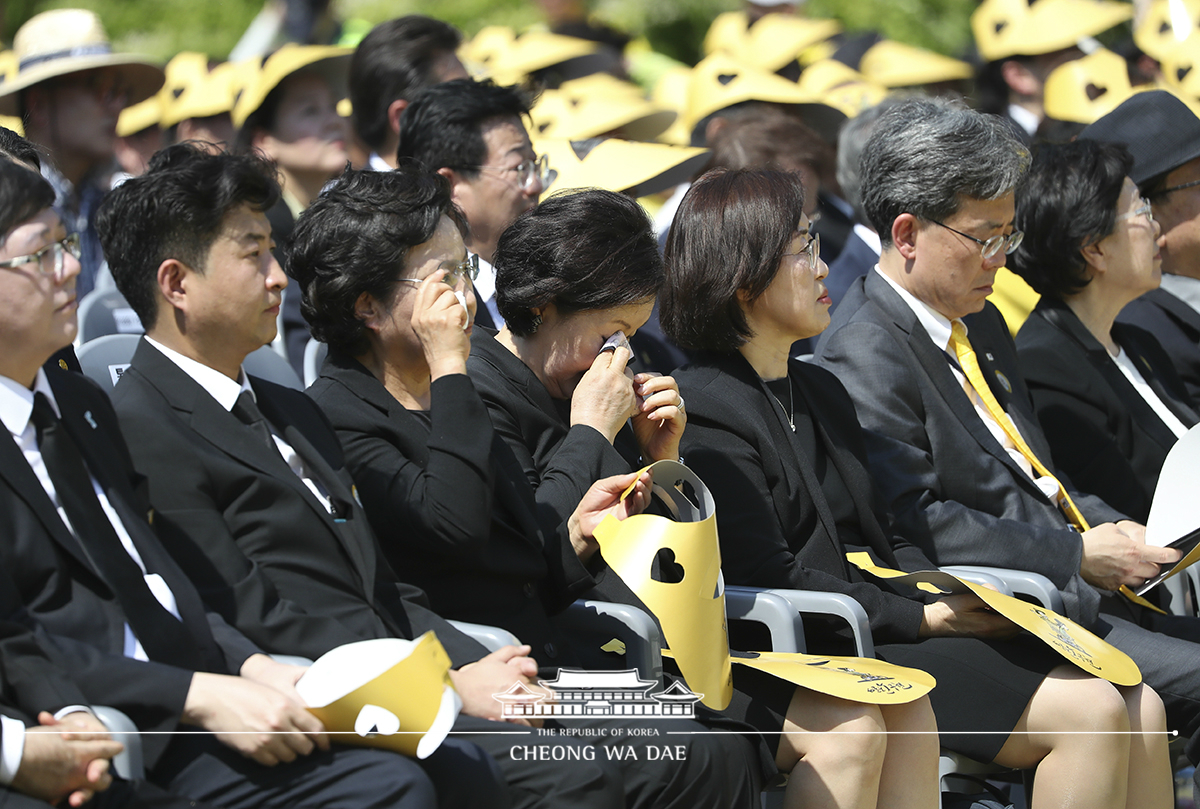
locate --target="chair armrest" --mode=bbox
[726,586,875,658]
[938,566,1013,597]
[447,620,521,654]
[556,601,663,684]
[940,566,1064,612]
[724,587,806,653]
[90,705,143,780]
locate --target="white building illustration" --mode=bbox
[494,669,702,719]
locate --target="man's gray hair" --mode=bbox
[860,97,1029,247]
[836,95,909,226]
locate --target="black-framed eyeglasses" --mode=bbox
[782,231,820,266]
[928,219,1023,259]
[1147,177,1200,199]
[459,154,552,192]
[398,254,480,289]
[0,232,81,282]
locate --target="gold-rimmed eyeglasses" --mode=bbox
[929,219,1024,259]
[0,232,82,282]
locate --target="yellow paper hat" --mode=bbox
[727,15,842,74]
[859,40,973,87]
[973,0,1134,62]
[536,137,710,197]
[296,634,460,759]
[467,28,603,86]
[1044,48,1134,123]
[703,11,751,57]
[116,93,163,136]
[795,60,887,120]
[0,51,23,135]
[651,66,694,145]
[161,53,253,129]
[683,53,846,141]
[532,86,676,142]
[232,44,352,129]
[1135,0,1200,62]
[1161,35,1200,109]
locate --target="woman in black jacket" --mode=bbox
[1008,140,1198,523]
[660,166,1173,809]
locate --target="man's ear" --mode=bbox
[157,258,191,312]
[891,213,921,260]
[387,99,409,138]
[249,126,271,155]
[1001,59,1041,98]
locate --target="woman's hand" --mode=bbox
[569,345,638,443]
[567,470,653,560]
[630,372,686,462]
[917,593,1019,639]
[411,270,475,380]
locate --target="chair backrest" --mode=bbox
[77,289,144,343]
[244,344,304,391]
[303,338,328,388]
[76,333,141,392]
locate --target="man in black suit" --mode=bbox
[1082,90,1200,404]
[0,144,466,809]
[815,96,1200,780]
[102,144,755,809]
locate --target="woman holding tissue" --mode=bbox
[660,166,1174,809]
[298,170,943,809]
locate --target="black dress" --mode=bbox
[675,350,1061,762]
[466,330,795,776]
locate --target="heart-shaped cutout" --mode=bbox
[1085,82,1108,100]
[994,20,1008,35]
[652,548,686,584]
[717,73,738,86]
[172,87,184,99]
[355,704,401,737]
[1179,65,1194,82]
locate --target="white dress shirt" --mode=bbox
[1111,347,1191,439]
[368,152,392,173]
[470,253,504,328]
[144,338,332,511]
[874,267,1060,502]
[0,369,181,663]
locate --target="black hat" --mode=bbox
[1080,90,1200,185]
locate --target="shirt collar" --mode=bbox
[471,252,497,302]
[144,336,252,412]
[368,152,392,173]
[1160,273,1200,315]
[0,368,60,438]
[1007,104,1039,137]
[873,265,962,350]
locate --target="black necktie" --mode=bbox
[30,393,200,670]
[232,389,280,455]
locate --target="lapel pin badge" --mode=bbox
[58,359,68,370]
[84,411,98,429]
[994,370,1013,393]
[984,352,995,362]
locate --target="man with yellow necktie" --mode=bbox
[816,97,1200,787]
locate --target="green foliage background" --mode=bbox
[1,0,978,64]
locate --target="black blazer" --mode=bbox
[110,339,487,668]
[0,367,259,767]
[676,352,930,647]
[1118,286,1200,403]
[307,353,595,659]
[1017,298,1199,523]
[815,271,1126,626]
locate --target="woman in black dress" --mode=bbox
[659,166,1172,809]
[1008,140,1198,523]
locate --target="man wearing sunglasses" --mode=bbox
[1082,90,1200,406]
[397,78,551,330]
[817,96,1200,791]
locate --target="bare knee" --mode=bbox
[1121,683,1167,733]
[1037,672,1130,736]
[777,691,886,772]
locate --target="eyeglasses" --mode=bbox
[0,233,82,282]
[1116,197,1154,224]
[928,219,1024,259]
[398,254,480,289]
[1148,177,1200,199]
[782,231,820,266]
[463,154,552,192]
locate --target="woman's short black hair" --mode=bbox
[660,168,806,352]
[1009,140,1133,300]
[493,188,662,336]
[288,162,466,356]
[0,160,54,239]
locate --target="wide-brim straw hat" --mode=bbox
[0,8,164,118]
[232,44,351,129]
[1044,48,1134,123]
[972,0,1134,62]
[858,40,972,87]
[536,136,710,198]
[161,52,255,128]
[1135,0,1200,62]
[1081,89,1200,184]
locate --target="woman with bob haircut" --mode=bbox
[463,187,938,809]
[1009,140,1197,524]
[661,166,1174,809]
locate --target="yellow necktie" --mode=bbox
[948,322,1162,611]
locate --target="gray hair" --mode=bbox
[860,97,1029,247]
[836,95,910,226]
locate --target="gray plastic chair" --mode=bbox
[76,333,141,392]
[90,705,143,780]
[303,338,328,388]
[76,289,143,344]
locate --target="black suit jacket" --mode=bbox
[676,352,932,647]
[0,367,259,768]
[1016,298,1199,523]
[111,339,486,667]
[815,270,1125,626]
[1117,286,1200,404]
[307,353,595,659]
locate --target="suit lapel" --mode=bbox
[1148,287,1200,335]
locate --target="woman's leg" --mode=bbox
[992,665,1130,809]
[877,697,940,809]
[1117,683,1172,809]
